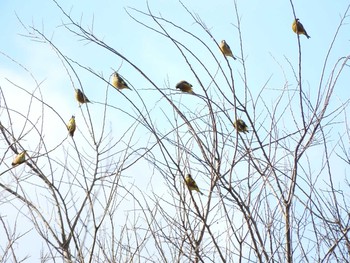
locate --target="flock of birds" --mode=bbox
[11,18,310,195]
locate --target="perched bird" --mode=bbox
[233,119,249,134]
[185,174,203,195]
[219,40,237,60]
[176,80,193,93]
[75,89,91,104]
[111,72,131,90]
[11,150,27,166]
[67,115,76,137]
[292,19,310,39]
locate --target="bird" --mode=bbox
[11,150,27,166]
[185,174,203,195]
[67,115,76,137]
[111,72,131,90]
[75,89,91,104]
[176,80,193,93]
[233,119,249,134]
[292,19,310,39]
[219,40,237,60]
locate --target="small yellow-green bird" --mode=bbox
[11,150,27,166]
[233,119,249,134]
[111,72,131,90]
[292,19,310,39]
[219,40,237,60]
[67,115,76,137]
[75,89,91,104]
[176,80,193,93]
[185,174,203,195]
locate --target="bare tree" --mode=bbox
[1,0,350,262]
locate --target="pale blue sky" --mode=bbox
[2,0,349,112]
[2,0,349,96]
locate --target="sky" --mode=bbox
[1,0,350,261]
[1,0,349,117]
